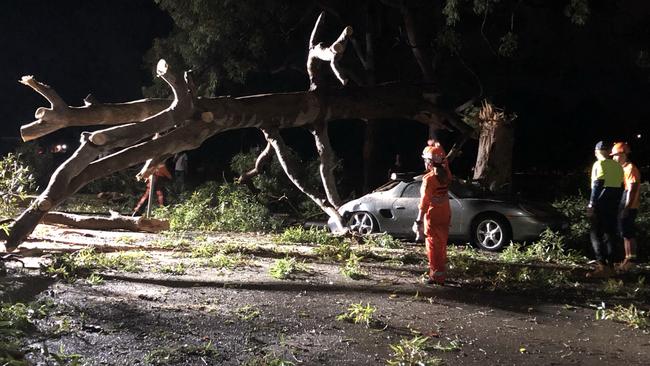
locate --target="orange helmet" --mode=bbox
[611,142,630,156]
[422,140,446,164]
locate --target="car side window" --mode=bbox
[401,182,421,198]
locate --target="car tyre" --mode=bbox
[471,214,512,251]
[347,211,378,235]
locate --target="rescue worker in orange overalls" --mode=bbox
[132,163,172,216]
[413,139,452,285]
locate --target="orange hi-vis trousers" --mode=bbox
[424,201,450,284]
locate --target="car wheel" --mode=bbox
[348,211,377,235]
[472,215,511,251]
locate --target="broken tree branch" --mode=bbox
[307,11,354,90]
[42,211,169,233]
[238,142,274,194]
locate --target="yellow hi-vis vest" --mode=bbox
[591,159,624,187]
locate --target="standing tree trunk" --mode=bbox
[472,101,516,192]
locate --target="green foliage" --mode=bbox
[50,344,84,366]
[0,152,35,218]
[44,248,148,281]
[146,1,310,96]
[498,32,518,57]
[269,257,303,279]
[596,303,648,329]
[158,262,187,275]
[155,181,281,232]
[552,196,590,245]
[86,273,104,286]
[336,302,376,327]
[564,0,590,26]
[365,233,402,249]
[554,186,650,252]
[274,226,332,245]
[244,353,294,366]
[387,336,443,366]
[442,0,461,26]
[601,278,624,295]
[205,253,249,269]
[340,253,367,280]
[144,342,218,365]
[230,150,327,219]
[235,305,261,321]
[82,166,142,195]
[492,266,569,290]
[314,239,351,261]
[13,142,53,190]
[447,245,489,276]
[0,301,52,366]
[500,229,586,265]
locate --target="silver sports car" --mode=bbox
[329,175,567,251]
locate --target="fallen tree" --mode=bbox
[2,14,471,250]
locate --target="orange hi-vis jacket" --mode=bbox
[419,170,451,230]
[622,161,641,209]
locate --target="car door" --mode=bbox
[448,192,463,237]
[389,180,464,237]
[386,181,421,236]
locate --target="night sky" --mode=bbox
[0,0,171,144]
[1,1,648,196]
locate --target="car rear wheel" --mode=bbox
[472,215,511,251]
[348,211,377,235]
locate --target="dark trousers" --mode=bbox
[590,190,622,265]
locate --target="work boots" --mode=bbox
[585,263,614,278]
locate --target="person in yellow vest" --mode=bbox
[586,141,624,278]
[611,142,641,272]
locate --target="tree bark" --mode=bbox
[42,211,169,233]
[472,102,515,192]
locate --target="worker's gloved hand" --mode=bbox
[412,221,424,242]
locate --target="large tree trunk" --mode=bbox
[472,101,515,192]
[4,68,462,249]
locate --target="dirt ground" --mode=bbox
[2,224,650,365]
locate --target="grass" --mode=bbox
[50,344,84,366]
[190,241,221,258]
[596,303,649,329]
[365,233,402,249]
[44,248,149,281]
[244,353,295,366]
[314,239,351,261]
[336,302,376,327]
[0,300,54,365]
[86,273,104,286]
[204,253,250,269]
[236,305,261,321]
[340,253,367,280]
[150,231,193,250]
[387,336,443,366]
[602,279,625,295]
[269,257,306,279]
[274,226,332,245]
[492,266,569,290]
[158,262,188,275]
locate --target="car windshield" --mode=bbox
[373,180,402,192]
